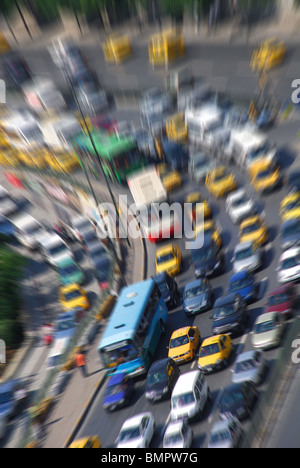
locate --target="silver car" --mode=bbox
[251,312,285,350]
[233,241,263,273]
[232,350,267,385]
[208,417,243,448]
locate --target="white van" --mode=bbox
[170,370,211,422]
[38,233,74,267]
[11,213,46,249]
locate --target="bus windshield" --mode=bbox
[101,340,139,367]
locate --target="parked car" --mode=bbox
[116,412,155,448]
[208,417,243,449]
[231,350,267,385]
[145,358,180,403]
[219,381,258,420]
[103,372,134,412]
[163,421,193,449]
[211,293,247,336]
[251,311,285,350]
[183,278,213,316]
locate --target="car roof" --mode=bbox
[171,327,191,338]
[107,372,127,386]
[121,412,152,430]
[172,370,201,396]
[235,350,258,363]
[156,244,175,255]
[201,335,223,346]
[230,270,250,282]
[148,357,173,373]
[279,247,300,260]
[184,279,205,290]
[227,189,246,202]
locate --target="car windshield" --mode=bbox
[25,224,42,235]
[59,263,78,275]
[192,247,215,262]
[119,426,141,442]
[64,290,82,301]
[230,277,252,291]
[256,169,273,180]
[105,383,124,397]
[213,170,228,182]
[281,257,300,270]
[235,245,255,260]
[235,359,256,373]
[157,253,174,265]
[184,285,205,299]
[241,222,261,235]
[49,244,68,257]
[248,144,269,161]
[268,292,289,305]
[283,201,300,212]
[170,335,189,348]
[56,319,74,332]
[213,304,236,320]
[282,223,300,237]
[200,343,220,356]
[172,392,195,408]
[0,390,13,404]
[164,432,183,446]
[231,197,247,208]
[221,389,244,407]
[194,158,209,169]
[254,320,276,334]
[147,370,167,387]
[210,429,231,444]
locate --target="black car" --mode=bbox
[145,358,180,403]
[191,238,225,279]
[219,381,258,421]
[153,272,180,309]
[212,293,247,336]
[4,53,31,88]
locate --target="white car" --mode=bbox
[208,417,243,448]
[226,189,256,224]
[116,412,155,448]
[251,312,285,350]
[232,241,263,273]
[163,421,193,449]
[277,247,300,284]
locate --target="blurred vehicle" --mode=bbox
[56,256,85,286]
[94,255,112,289]
[188,151,214,183]
[103,372,134,412]
[45,151,80,174]
[168,326,201,364]
[163,421,193,449]
[0,380,28,439]
[185,104,229,148]
[208,417,243,449]
[155,244,181,277]
[232,240,263,273]
[205,166,237,199]
[198,334,233,374]
[0,193,18,217]
[190,237,225,279]
[116,412,155,448]
[280,218,300,251]
[22,77,67,114]
[231,350,267,385]
[59,283,89,313]
[227,270,258,304]
[69,436,101,448]
[11,213,46,250]
[145,358,180,403]
[249,159,281,194]
[76,89,108,116]
[170,370,211,422]
[0,214,15,239]
[280,192,300,223]
[47,312,76,368]
[183,278,213,316]
[226,189,256,224]
[156,138,188,171]
[102,33,132,64]
[194,219,222,249]
[250,38,286,72]
[161,170,182,193]
[4,52,31,88]
[265,284,297,319]
[212,293,247,336]
[219,381,258,420]
[166,112,188,143]
[277,247,300,284]
[85,238,107,264]
[185,191,212,223]
[38,233,74,267]
[139,87,171,116]
[240,215,268,247]
[149,29,184,68]
[251,311,285,350]
[68,215,94,243]
[152,272,180,309]
[0,32,11,54]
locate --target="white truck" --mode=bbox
[127,167,182,243]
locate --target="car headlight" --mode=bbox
[162,386,169,394]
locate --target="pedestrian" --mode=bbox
[76,351,88,377]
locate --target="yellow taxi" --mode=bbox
[102,33,132,64]
[197,334,232,374]
[25,148,48,170]
[0,33,11,54]
[161,170,182,193]
[155,244,181,277]
[0,150,19,168]
[166,112,188,144]
[280,192,300,222]
[194,219,222,249]
[205,166,237,199]
[249,159,280,193]
[46,152,80,173]
[69,436,101,448]
[156,162,168,176]
[250,38,286,72]
[240,215,268,247]
[149,29,184,67]
[168,326,201,364]
[59,284,90,313]
[185,192,212,222]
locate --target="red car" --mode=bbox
[265,284,297,319]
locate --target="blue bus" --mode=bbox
[97,279,168,377]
